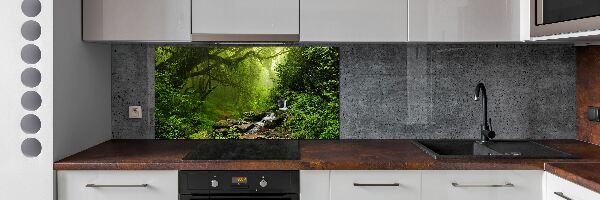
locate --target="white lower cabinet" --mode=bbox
[57,170,600,200]
[301,171,331,200]
[57,170,178,200]
[421,170,543,200]
[330,170,421,200]
[546,172,600,200]
[300,170,545,200]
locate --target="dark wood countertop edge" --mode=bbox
[545,162,600,194]
[52,139,600,191]
[53,161,545,171]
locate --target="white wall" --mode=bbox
[53,0,112,161]
[0,0,110,199]
[0,0,54,199]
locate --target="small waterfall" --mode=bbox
[246,112,276,134]
[278,100,288,111]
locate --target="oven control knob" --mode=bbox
[210,180,219,188]
[259,179,268,188]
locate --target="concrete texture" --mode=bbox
[111,44,155,139]
[340,44,576,139]
[111,44,576,140]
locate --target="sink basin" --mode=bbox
[411,140,577,159]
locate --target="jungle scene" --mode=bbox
[155,46,340,139]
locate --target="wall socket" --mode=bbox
[588,106,600,122]
[129,106,142,119]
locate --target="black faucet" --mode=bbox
[474,83,495,143]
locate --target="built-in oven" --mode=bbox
[179,171,299,200]
[532,0,600,37]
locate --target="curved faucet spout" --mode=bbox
[474,83,494,142]
[474,83,488,128]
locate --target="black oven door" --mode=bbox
[180,194,299,200]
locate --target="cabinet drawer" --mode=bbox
[422,170,543,200]
[330,170,420,200]
[546,172,600,200]
[57,170,178,200]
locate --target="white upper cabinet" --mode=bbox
[83,0,191,42]
[80,0,533,42]
[300,0,408,42]
[191,0,300,41]
[409,0,530,42]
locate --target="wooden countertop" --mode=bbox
[54,139,600,170]
[54,139,600,193]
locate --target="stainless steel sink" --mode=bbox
[411,140,577,159]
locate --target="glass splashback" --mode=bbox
[154,46,340,139]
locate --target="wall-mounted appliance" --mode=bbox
[532,0,600,37]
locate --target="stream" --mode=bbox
[246,112,276,134]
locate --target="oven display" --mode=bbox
[232,177,248,185]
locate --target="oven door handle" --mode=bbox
[180,194,298,200]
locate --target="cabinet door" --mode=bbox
[422,170,543,200]
[82,0,191,41]
[300,0,408,42]
[330,170,420,200]
[546,172,600,200]
[409,0,529,42]
[300,171,330,200]
[191,0,299,40]
[57,170,178,200]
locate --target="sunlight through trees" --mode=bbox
[155,46,339,139]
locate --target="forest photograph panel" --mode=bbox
[155,46,340,140]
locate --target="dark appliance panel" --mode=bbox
[538,0,600,25]
[180,194,298,200]
[179,170,299,200]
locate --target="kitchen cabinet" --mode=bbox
[546,172,600,200]
[191,0,299,41]
[82,0,191,41]
[329,170,420,200]
[80,0,533,42]
[408,0,529,42]
[300,171,330,200]
[421,170,543,200]
[300,0,408,42]
[57,170,178,200]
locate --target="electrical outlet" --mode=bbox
[129,106,142,119]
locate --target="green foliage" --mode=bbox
[155,46,340,140]
[155,70,214,139]
[273,47,339,96]
[155,46,282,139]
[271,47,340,139]
[284,93,340,139]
